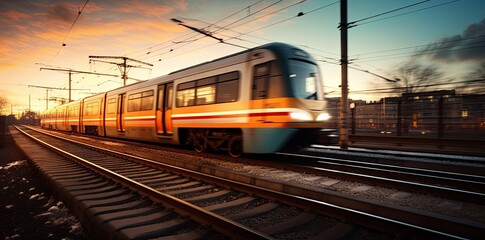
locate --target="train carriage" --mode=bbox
[41,43,335,156]
[168,43,333,156]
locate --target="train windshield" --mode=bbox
[288,60,323,100]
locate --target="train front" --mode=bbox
[244,43,337,153]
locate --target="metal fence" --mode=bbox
[326,92,485,139]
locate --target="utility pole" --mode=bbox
[339,0,349,149]
[40,68,118,102]
[88,56,153,86]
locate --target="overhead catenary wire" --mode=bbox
[54,0,90,57]
[136,0,339,65]
[123,0,465,81]
[126,1,271,61]
[357,0,460,26]
[350,0,431,27]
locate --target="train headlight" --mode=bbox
[316,112,331,121]
[290,111,313,121]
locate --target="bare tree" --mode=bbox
[0,96,8,115]
[392,61,444,94]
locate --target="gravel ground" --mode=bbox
[0,133,88,240]
[5,126,485,239]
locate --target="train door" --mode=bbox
[251,62,271,122]
[117,93,126,132]
[156,83,173,135]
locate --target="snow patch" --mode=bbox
[2,160,27,170]
[48,206,60,212]
[30,194,40,200]
[5,233,21,239]
[70,223,82,233]
[36,212,53,218]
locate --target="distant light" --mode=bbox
[289,74,296,78]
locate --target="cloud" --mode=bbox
[46,4,75,23]
[422,17,485,63]
[0,0,188,70]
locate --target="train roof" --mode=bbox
[169,42,314,75]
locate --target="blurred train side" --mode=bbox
[41,43,335,155]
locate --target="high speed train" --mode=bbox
[41,42,336,157]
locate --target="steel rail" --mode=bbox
[15,126,271,240]
[277,152,485,204]
[19,125,485,239]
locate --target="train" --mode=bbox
[41,42,336,157]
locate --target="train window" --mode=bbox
[196,85,215,105]
[288,60,322,100]
[217,80,238,103]
[178,81,196,90]
[198,76,216,86]
[177,89,195,107]
[176,71,239,107]
[254,64,269,77]
[93,102,100,114]
[129,97,142,111]
[219,72,239,82]
[253,63,270,100]
[167,85,173,108]
[107,98,116,114]
[141,91,154,110]
[128,90,154,111]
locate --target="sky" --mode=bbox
[0,0,484,114]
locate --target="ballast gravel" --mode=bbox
[61,132,485,224]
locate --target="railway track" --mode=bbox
[16,125,485,239]
[273,151,485,204]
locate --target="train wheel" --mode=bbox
[194,140,205,152]
[191,133,206,153]
[228,136,243,157]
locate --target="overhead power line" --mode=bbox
[357,0,460,26]
[350,0,430,26]
[171,18,249,49]
[55,0,90,57]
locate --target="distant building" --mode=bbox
[326,90,485,138]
